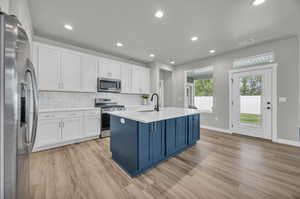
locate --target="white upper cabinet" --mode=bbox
[121,63,132,93]
[36,44,61,91]
[80,54,98,92]
[61,51,81,91]
[98,58,121,79]
[131,65,151,94]
[131,65,140,94]
[143,67,151,94]
[33,42,150,94]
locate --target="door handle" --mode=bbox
[24,60,39,152]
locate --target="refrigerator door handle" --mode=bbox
[24,60,39,152]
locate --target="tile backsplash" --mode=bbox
[39,92,146,109]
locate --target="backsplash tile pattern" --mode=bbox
[39,92,145,109]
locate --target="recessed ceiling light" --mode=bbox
[252,0,266,6]
[155,10,164,18]
[116,42,123,47]
[191,36,198,41]
[209,50,216,54]
[64,24,73,30]
[149,54,155,58]
[170,61,175,64]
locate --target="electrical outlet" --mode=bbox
[215,117,219,121]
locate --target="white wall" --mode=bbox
[0,0,9,13]
[9,0,33,44]
[173,37,299,141]
[160,69,173,107]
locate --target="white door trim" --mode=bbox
[229,63,278,140]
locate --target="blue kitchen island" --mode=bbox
[109,107,203,177]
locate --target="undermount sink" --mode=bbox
[138,109,157,112]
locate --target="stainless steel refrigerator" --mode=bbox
[0,13,38,199]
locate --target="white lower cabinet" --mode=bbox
[35,119,61,148]
[34,109,100,152]
[61,117,83,141]
[84,115,100,137]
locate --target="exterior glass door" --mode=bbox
[231,69,272,139]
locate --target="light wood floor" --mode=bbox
[30,129,300,199]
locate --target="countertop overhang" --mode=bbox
[108,107,210,123]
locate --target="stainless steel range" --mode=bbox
[95,98,125,138]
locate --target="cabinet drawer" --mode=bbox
[39,113,58,120]
[85,109,100,116]
[56,111,83,118]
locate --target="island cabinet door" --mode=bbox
[138,123,152,170]
[188,114,200,145]
[166,117,187,156]
[152,121,166,163]
[175,117,188,151]
[166,119,176,156]
[138,121,166,170]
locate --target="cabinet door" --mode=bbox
[98,58,121,79]
[35,119,61,148]
[175,117,187,151]
[143,68,150,94]
[152,121,165,163]
[121,63,132,93]
[138,123,152,170]
[166,119,176,156]
[139,67,150,94]
[131,65,140,93]
[37,45,60,90]
[84,116,100,137]
[61,51,81,91]
[188,114,200,145]
[61,117,83,141]
[81,54,98,92]
[110,60,121,79]
[98,58,110,78]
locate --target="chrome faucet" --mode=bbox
[151,93,160,112]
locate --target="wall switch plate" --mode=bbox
[278,97,287,103]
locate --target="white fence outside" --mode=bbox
[194,96,261,114]
[195,96,213,111]
[240,96,261,114]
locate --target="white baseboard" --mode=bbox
[272,138,300,147]
[201,125,232,134]
[201,125,300,148]
[33,135,99,152]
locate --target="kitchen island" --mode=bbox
[109,107,204,177]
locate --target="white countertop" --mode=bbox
[39,107,100,113]
[109,107,210,123]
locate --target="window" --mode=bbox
[194,79,214,111]
[186,66,214,112]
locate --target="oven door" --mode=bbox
[101,112,110,131]
[98,78,121,92]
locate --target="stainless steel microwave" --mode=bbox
[97,78,121,92]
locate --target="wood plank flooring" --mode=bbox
[30,129,300,199]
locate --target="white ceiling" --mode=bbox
[28,0,300,65]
